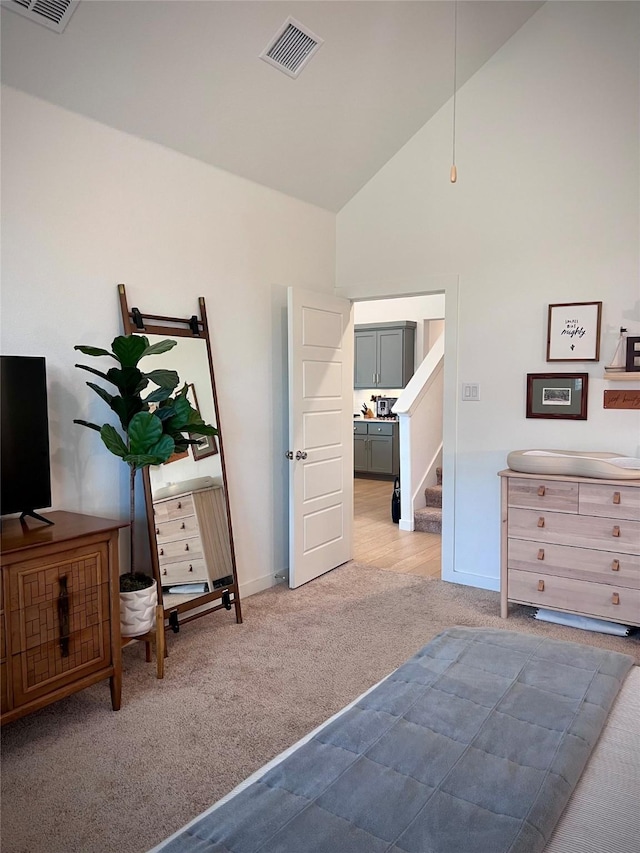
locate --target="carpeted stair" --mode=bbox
[414,466,442,534]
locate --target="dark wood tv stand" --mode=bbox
[1,511,126,724]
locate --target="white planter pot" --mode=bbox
[120,582,158,637]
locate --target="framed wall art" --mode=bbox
[526,373,588,420]
[546,301,602,362]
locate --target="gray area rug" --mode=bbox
[1,562,638,853]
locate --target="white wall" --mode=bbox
[337,2,640,590]
[1,86,336,597]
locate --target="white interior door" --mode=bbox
[288,287,353,588]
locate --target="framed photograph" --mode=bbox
[526,373,588,420]
[546,301,602,362]
[187,383,218,460]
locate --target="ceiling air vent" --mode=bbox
[2,0,80,33]
[259,16,323,79]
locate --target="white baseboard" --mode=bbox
[239,571,284,599]
[440,568,499,592]
[399,519,415,531]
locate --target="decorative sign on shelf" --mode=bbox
[603,390,640,410]
[546,301,602,362]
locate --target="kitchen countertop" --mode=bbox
[353,416,398,422]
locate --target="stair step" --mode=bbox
[414,507,442,535]
[424,484,442,508]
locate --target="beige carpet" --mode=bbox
[1,562,638,853]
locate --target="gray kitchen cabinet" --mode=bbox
[353,420,399,477]
[354,321,416,389]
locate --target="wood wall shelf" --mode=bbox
[602,372,640,381]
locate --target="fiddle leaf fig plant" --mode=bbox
[74,334,218,592]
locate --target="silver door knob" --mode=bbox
[295,450,308,460]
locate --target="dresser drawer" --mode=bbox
[159,558,208,586]
[353,421,368,435]
[10,621,112,706]
[508,478,578,513]
[157,537,203,565]
[508,508,640,555]
[579,483,640,522]
[507,539,640,587]
[153,494,195,522]
[508,568,640,626]
[155,514,199,543]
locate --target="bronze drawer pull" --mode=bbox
[537,517,545,528]
[162,568,167,576]
[156,528,159,535]
[612,592,620,605]
[180,522,185,529]
[537,579,545,592]
[177,501,182,509]
[537,549,545,561]
[612,526,621,537]
[188,564,193,572]
[58,575,70,658]
[612,491,621,505]
[611,559,620,572]
[184,543,190,551]
[159,548,164,555]
[538,486,546,497]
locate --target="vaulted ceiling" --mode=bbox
[1,0,544,211]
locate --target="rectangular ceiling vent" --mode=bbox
[2,0,79,33]
[260,17,323,79]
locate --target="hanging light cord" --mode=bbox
[451,0,458,183]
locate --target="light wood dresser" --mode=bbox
[152,485,233,591]
[499,469,640,627]
[1,512,125,724]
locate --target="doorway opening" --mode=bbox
[351,293,444,579]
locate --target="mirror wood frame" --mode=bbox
[118,284,242,633]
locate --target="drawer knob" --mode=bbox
[537,549,545,561]
[538,579,545,592]
[177,501,182,509]
[156,528,159,535]
[159,548,164,556]
[612,525,621,538]
[188,564,193,572]
[180,522,186,529]
[537,517,545,528]
[611,559,620,572]
[185,543,190,551]
[538,485,546,497]
[612,491,621,505]
[162,568,167,576]
[612,592,620,606]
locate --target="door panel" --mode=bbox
[377,329,403,387]
[354,330,377,388]
[288,288,353,588]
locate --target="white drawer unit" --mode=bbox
[152,485,234,591]
[499,469,640,627]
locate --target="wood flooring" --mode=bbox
[353,477,441,579]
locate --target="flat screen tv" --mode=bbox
[1,355,53,524]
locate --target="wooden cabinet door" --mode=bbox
[377,329,404,388]
[354,330,377,388]
[354,435,369,471]
[368,435,394,474]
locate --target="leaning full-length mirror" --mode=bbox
[118,284,242,634]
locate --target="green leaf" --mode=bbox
[111,396,145,430]
[148,434,175,461]
[86,381,114,408]
[75,364,110,382]
[166,394,193,430]
[74,345,113,358]
[106,366,148,397]
[127,411,163,455]
[143,387,173,404]
[73,419,102,432]
[144,368,179,390]
[141,339,177,357]
[111,335,149,367]
[100,424,128,459]
[124,453,165,470]
[152,402,176,420]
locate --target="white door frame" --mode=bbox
[336,275,459,583]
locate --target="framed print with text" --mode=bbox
[546,301,602,362]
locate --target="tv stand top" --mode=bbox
[1,511,127,556]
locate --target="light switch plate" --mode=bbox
[461,383,480,401]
